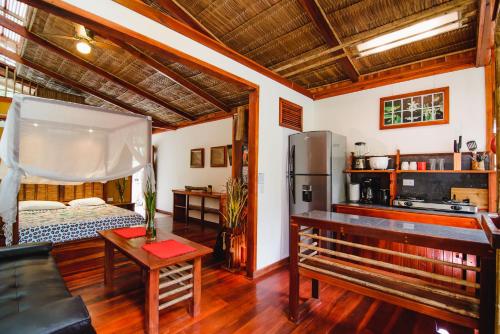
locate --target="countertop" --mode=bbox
[292,210,490,247]
[335,202,481,220]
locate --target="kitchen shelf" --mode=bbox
[344,169,395,173]
[396,170,495,174]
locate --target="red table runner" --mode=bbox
[114,226,146,239]
[142,240,196,259]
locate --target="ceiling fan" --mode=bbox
[38,23,121,54]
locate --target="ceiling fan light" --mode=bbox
[76,40,91,54]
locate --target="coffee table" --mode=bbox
[98,228,212,334]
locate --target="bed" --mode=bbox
[0,95,153,246]
[19,204,145,243]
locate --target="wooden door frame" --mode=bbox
[246,89,259,277]
[21,0,260,277]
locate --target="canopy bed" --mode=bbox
[0,95,153,245]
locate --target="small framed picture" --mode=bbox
[190,148,204,168]
[210,146,227,167]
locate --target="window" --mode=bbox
[279,98,302,132]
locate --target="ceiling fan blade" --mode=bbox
[91,41,123,53]
[74,23,89,39]
[38,33,77,41]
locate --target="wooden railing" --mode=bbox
[289,212,496,333]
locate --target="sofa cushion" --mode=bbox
[0,254,71,319]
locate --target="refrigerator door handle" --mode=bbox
[289,145,295,204]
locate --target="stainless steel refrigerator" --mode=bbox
[288,131,346,215]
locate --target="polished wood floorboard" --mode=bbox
[52,216,472,334]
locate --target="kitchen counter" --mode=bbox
[334,202,481,219]
[293,210,490,250]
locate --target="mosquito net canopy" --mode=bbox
[0,95,153,227]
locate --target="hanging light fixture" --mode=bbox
[76,40,91,54]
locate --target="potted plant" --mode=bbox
[115,178,127,203]
[144,177,156,242]
[215,178,247,270]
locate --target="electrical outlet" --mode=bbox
[107,197,114,202]
[402,179,414,187]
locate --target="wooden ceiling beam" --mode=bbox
[311,50,475,100]
[476,0,496,66]
[298,0,359,82]
[153,0,221,43]
[0,46,175,129]
[108,38,231,113]
[0,16,195,121]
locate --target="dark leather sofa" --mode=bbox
[0,242,95,334]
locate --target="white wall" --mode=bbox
[313,67,487,155]
[152,119,232,213]
[65,0,315,270]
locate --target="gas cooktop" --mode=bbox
[393,197,478,214]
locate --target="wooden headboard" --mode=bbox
[18,182,104,203]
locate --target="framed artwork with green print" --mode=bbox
[380,87,449,130]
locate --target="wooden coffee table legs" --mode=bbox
[145,269,160,334]
[189,257,201,316]
[104,240,114,286]
[103,241,203,334]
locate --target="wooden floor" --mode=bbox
[52,215,472,334]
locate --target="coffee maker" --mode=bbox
[360,177,378,204]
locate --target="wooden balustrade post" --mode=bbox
[479,252,495,334]
[311,227,319,299]
[289,218,300,322]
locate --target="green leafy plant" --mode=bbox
[115,178,127,203]
[144,177,156,240]
[222,178,248,233]
[144,178,156,220]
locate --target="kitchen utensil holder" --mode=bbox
[453,153,461,170]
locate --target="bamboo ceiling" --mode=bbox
[4,6,251,128]
[145,0,479,89]
[0,0,481,127]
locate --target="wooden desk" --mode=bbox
[99,228,212,334]
[172,190,225,228]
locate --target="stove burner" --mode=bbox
[392,197,478,214]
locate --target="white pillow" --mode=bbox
[19,200,66,211]
[68,197,106,207]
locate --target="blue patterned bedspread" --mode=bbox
[19,204,145,243]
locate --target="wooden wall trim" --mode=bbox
[111,0,312,98]
[312,50,476,100]
[156,209,172,215]
[252,257,289,280]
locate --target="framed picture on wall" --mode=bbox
[380,87,449,130]
[210,146,227,167]
[190,148,204,168]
